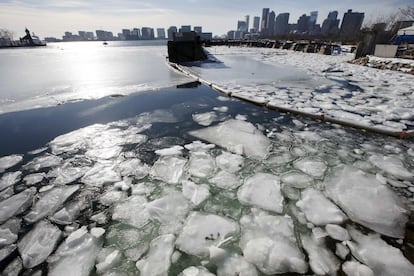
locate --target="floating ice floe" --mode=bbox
[0,187,36,224]
[49,165,89,185]
[0,171,22,192]
[176,212,239,257]
[81,163,121,186]
[325,166,408,238]
[192,112,218,126]
[95,248,121,274]
[188,152,216,178]
[281,171,313,189]
[346,227,414,276]
[237,173,284,213]
[23,173,45,185]
[0,154,23,173]
[23,154,63,171]
[335,242,350,260]
[210,170,241,190]
[184,141,216,152]
[216,254,258,276]
[215,151,244,173]
[368,154,414,180]
[182,180,210,206]
[294,158,327,178]
[0,244,17,263]
[325,224,350,241]
[117,158,149,179]
[0,218,20,247]
[180,266,215,276]
[155,145,184,156]
[240,210,308,274]
[296,188,347,226]
[2,256,22,276]
[48,227,104,276]
[189,119,271,160]
[18,220,61,268]
[112,196,149,228]
[24,185,79,223]
[150,156,187,184]
[51,199,87,225]
[136,234,175,276]
[342,261,374,276]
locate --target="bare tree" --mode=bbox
[400,5,414,20]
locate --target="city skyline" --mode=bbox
[0,0,411,38]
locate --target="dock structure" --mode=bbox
[167,31,207,63]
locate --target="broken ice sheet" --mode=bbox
[192,112,218,126]
[18,220,61,268]
[187,151,216,178]
[210,170,241,190]
[23,173,45,185]
[23,154,63,171]
[0,171,22,192]
[325,165,408,238]
[112,195,149,228]
[237,172,284,213]
[0,187,36,224]
[215,151,244,173]
[189,119,271,160]
[150,155,187,184]
[182,180,210,206]
[0,154,23,173]
[369,154,414,180]
[293,157,327,178]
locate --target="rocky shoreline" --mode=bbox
[349,56,414,75]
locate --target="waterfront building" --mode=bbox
[253,16,260,33]
[157,28,166,39]
[130,28,141,40]
[96,30,114,41]
[180,25,191,32]
[237,20,248,33]
[245,15,250,33]
[200,32,213,40]
[168,26,178,40]
[297,14,310,33]
[268,11,276,36]
[141,27,154,40]
[274,13,290,36]
[339,9,365,40]
[261,8,269,33]
[194,26,202,34]
[122,29,131,40]
[227,30,235,39]
[321,11,340,36]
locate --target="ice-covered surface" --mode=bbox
[0,155,23,173]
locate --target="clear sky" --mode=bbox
[0,0,411,38]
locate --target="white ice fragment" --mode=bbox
[180,266,215,276]
[91,227,105,239]
[296,188,346,226]
[281,171,313,189]
[99,189,127,206]
[184,140,215,152]
[215,151,244,173]
[0,154,23,173]
[188,152,216,178]
[18,220,61,268]
[237,173,284,213]
[213,106,229,113]
[301,233,340,276]
[112,196,149,228]
[150,156,187,184]
[210,170,241,190]
[146,192,190,227]
[2,256,22,276]
[155,145,184,156]
[294,158,327,178]
[117,158,148,179]
[325,224,350,241]
[136,234,175,276]
[0,171,21,192]
[216,255,258,276]
[81,163,121,186]
[48,227,103,276]
[23,173,45,185]
[25,185,79,223]
[95,249,121,274]
[325,166,408,238]
[0,186,14,201]
[369,155,414,180]
[342,261,374,276]
[0,188,36,224]
[23,154,62,171]
[182,180,210,206]
[51,200,86,225]
[192,112,218,126]
[90,212,108,225]
[335,242,350,259]
[50,165,88,185]
[239,211,307,274]
[0,244,17,263]
[176,212,239,257]
[189,119,271,160]
[0,227,18,247]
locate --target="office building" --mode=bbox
[274,13,290,36]
[194,26,202,34]
[321,11,340,36]
[180,25,191,32]
[157,28,166,39]
[96,30,114,41]
[245,15,250,33]
[167,26,177,40]
[268,11,276,36]
[261,8,269,33]
[237,20,248,33]
[253,16,260,33]
[297,14,310,33]
[339,9,365,40]
[141,27,154,40]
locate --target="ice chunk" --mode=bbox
[346,227,414,276]
[210,170,241,190]
[0,154,23,173]
[281,171,313,189]
[301,233,340,276]
[150,156,187,184]
[23,154,62,171]
[48,227,103,276]
[2,256,22,276]
[0,186,14,201]
[335,242,350,259]
[184,141,216,152]
[23,173,45,185]
[192,112,218,126]
[0,171,21,192]
[217,255,258,276]
[25,185,79,223]
[50,165,88,185]
[0,218,20,247]
[112,196,149,228]
[325,166,408,238]
[155,145,184,156]
[99,189,127,206]
[325,224,350,241]
[117,158,149,179]
[0,244,16,263]
[215,151,244,173]
[189,119,271,160]
[237,173,284,213]
[176,212,239,257]
[294,158,327,178]
[188,152,216,178]
[51,200,87,225]
[18,220,61,268]
[239,210,307,274]
[369,155,414,180]
[342,261,374,276]
[136,234,175,276]
[95,249,121,274]
[180,266,215,276]
[0,188,36,224]
[213,106,229,113]
[81,163,121,186]
[182,180,210,206]
[296,188,346,226]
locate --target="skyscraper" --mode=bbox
[245,15,250,33]
[141,27,154,40]
[157,28,166,39]
[253,16,260,33]
[321,11,340,36]
[340,9,365,40]
[237,20,247,33]
[268,11,276,36]
[261,8,269,33]
[167,26,177,40]
[274,13,290,36]
[297,14,310,33]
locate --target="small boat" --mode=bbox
[103,41,108,46]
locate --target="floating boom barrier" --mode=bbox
[168,61,414,139]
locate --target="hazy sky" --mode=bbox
[0,0,411,38]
